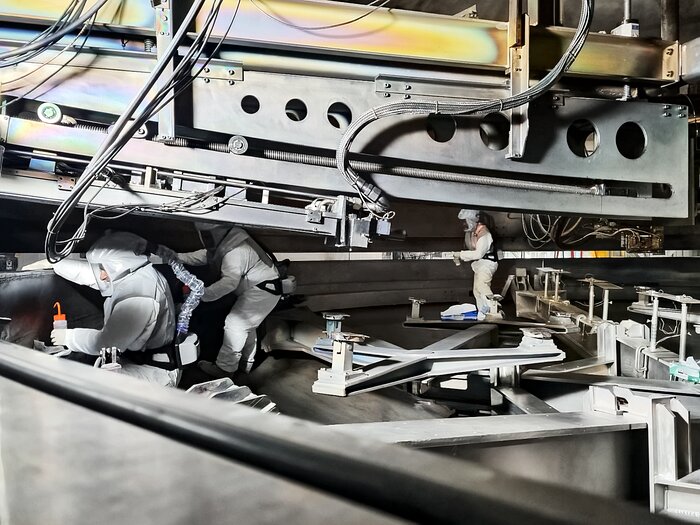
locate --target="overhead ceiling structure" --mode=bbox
[1,1,700,523]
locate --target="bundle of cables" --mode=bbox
[335,0,594,219]
[522,213,652,249]
[45,0,242,263]
[0,0,109,69]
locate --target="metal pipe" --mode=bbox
[623,0,632,22]
[602,290,610,321]
[543,274,549,298]
[650,296,660,351]
[679,303,689,361]
[588,283,595,321]
[260,150,601,196]
[660,0,679,41]
[553,274,560,302]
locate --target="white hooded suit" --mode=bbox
[176,227,280,373]
[54,232,175,355]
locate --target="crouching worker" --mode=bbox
[50,231,175,357]
[158,225,288,377]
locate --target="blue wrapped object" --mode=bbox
[440,303,478,321]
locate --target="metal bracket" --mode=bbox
[407,297,426,321]
[154,1,175,142]
[589,386,694,516]
[57,175,76,191]
[375,76,506,101]
[195,61,244,82]
[507,9,530,159]
[663,42,680,82]
[306,209,322,224]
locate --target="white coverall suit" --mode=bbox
[176,227,280,373]
[457,225,498,315]
[53,231,175,355]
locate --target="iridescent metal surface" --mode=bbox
[0,0,154,29]
[0,0,677,81]
[531,28,676,82]
[201,0,509,69]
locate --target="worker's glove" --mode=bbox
[452,252,462,266]
[51,328,67,347]
[156,245,177,263]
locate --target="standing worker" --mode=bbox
[453,209,498,319]
[159,225,283,377]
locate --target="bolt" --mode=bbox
[384,82,391,88]
[664,104,671,110]
[159,31,165,35]
[204,67,210,73]
[228,80,235,85]
[553,96,560,101]
[404,84,411,90]
[228,69,235,75]
[383,93,390,98]
[161,14,168,21]
[679,114,687,118]
[666,48,674,55]
[203,78,210,83]
[404,94,411,99]
[663,112,672,117]
[233,139,244,149]
[667,70,674,77]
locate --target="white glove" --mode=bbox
[156,245,178,263]
[51,329,67,346]
[452,252,462,266]
[22,259,54,271]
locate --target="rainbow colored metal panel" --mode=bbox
[7,118,103,157]
[198,0,509,69]
[531,28,671,81]
[0,0,154,29]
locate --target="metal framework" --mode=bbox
[0,0,695,253]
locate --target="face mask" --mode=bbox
[465,219,478,232]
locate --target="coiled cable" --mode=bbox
[335,0,594,217]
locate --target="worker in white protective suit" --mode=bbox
[159,225,281,377]
[453,209,499,320]
[50,231,176,356]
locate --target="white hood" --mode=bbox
[458,209,479,232]
[85,231,150,297]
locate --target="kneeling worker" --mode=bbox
[50,231,175,355]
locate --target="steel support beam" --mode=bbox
[0,0,679,82]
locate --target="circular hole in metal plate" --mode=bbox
[426,114,456,143]
[567,119,599,158]
[616,121,647,160]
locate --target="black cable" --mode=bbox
[0,0,86,68]
[45,0,240,262]
[0,0,107,64]
[1,14,96,109]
